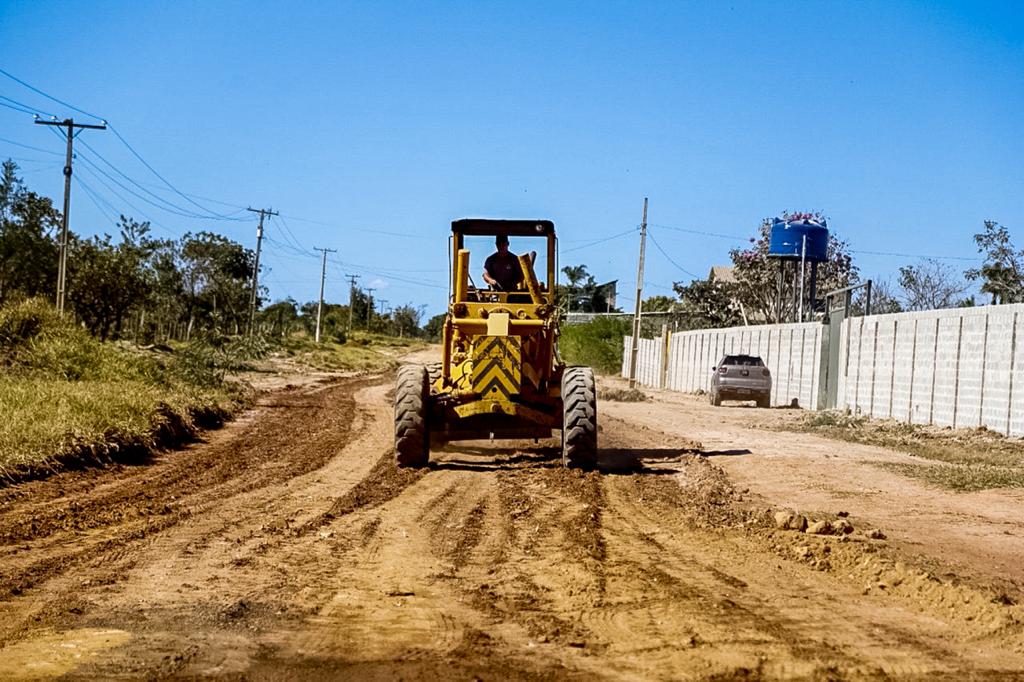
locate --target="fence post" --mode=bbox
[1007,312,1018,436]
[660,324,670,389]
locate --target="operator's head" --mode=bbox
[495,234,509,251]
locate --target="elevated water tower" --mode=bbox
[767,214,829,322]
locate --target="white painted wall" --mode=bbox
[623,303,1024,435]
[624,321,822,408]
[837,304,1024,436]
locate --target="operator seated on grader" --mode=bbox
[394,219,598,470]
[482,233,538,293]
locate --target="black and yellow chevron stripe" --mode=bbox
[472,336,521,399]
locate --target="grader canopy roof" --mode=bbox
[451,219,555,237]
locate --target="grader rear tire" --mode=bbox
[395,365,430,468]
[561,367,597,469]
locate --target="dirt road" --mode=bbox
[1,366,1022,680]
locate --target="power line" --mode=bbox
[647,230,700,279]
[76,138,233,220]
[0,100,42,117]
[0,68,106,122]
[271,214,307,253]
[75,161,180,236]
[0,93,58,117]
[850,249,980,262]
[107,124,244,220]
[0,135,63,156]
[72,175,120,225]
[562,227,638,254]
[649,223,750,242]
[278,212,431,240]
[75,150,216,220]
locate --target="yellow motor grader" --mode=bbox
[394,219,597,469]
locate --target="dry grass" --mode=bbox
[793,410,1024,492]
[598,387,649,402]
[275,332,427,373]
[0,299,243,481]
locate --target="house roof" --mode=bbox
[708,265,736,283]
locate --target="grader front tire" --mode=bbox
[395,365,430,468]
[561,367,598,469]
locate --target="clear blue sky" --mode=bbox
[1,1,1021,316]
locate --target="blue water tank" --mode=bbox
[768,218,828,261]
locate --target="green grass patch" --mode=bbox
[793,409,1024,491]
[560,317,631,374]
[275,330,427,373]
[0,299,244,481]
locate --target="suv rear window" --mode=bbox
[721,355,765,367]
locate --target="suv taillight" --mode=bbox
[718,367,727,375]
[762,368,770,376]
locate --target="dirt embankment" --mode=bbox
[0,369,1022,679]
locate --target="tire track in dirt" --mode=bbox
[0,376,366,645]
[2,366,1024,679]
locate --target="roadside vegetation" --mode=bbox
[0,159,434,482]
[796,411,1024,492]
[559,316,630,374]
[275,331,426,372]
[0,299,248,481]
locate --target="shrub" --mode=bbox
[559,317,631,374]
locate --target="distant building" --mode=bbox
[708,265,736,284]
[597,280,617,311]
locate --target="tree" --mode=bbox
[672,278,743,328]
[558,264,611,313]
[179,232,256,336]
[259,298,301,338]
[897,259,970,311]
[641,295,675,312]
[0,159,60,303]
[393,304,425,338]
[730,216,858,323]
[67,217,155,341]
[966,220,1023,304]
[866,280,903,314]
[423,313,446,341]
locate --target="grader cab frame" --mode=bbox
[394,219,597,469]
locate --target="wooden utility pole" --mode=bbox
[33,117,107,314]
[246,207,278,335]
[313,247,337,343]
[628,198,649,388]
[365,287,376,329]
[345,274,360,330]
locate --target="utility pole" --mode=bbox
[246,207,278,335]
[345,274,360,330]
[33,117,107,315]
[628,198,649,389]
[365,287,376,330]
[313,247,337,343]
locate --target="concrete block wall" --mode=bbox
[622,303,1024,435]
[837,304,1024,436]
[620,336,665,387]
[624,321,822,407]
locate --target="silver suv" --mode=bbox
[710,354,771,408]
